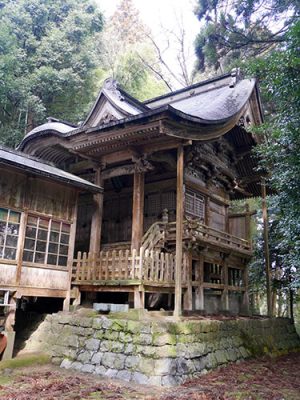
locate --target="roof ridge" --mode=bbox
[144,72,232,105]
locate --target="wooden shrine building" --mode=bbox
[0,146,102,356]
[17,70,263,316]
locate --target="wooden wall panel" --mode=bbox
[20,267,69,290]
[0,263,17,285]
[210,201,226,232]
[27,179,76,221]
[229,216,246,239]
[0,169,25,209]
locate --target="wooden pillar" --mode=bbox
[261,178,272,317]
[134,287,145,309]
[131,171,145,251]
[183,253,193,311]
[245,203,251,242]
[221,262,229,312]
[242,263,250,314]
[89,169,104,255]
[15,211,28,285]
[195,257,204,310]
[64,195,78,311]
[205,197,211,226]
[174,145,184,318]
[3,294,17,360]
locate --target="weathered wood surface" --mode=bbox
[131,171,144,251]
[174,144,184,317]
[141,221,166,251]
[72,247,178,285]
[71,248,246,294]
[167,220,252,254]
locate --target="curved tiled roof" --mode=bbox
[24,121,77,139]
[19,71,261,149]
[0,146,102,193]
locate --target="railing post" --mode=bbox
[144,249,149,281]
[139,247,144,280]
[131,249,137,279]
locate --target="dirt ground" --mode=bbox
[0,352,299,400]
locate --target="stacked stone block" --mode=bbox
[23,312,300,386]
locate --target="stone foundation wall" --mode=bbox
[23,311,300,386]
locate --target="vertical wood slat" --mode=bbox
[159,252,165,282]
[86,252,92,281]
[82,252,87,281]
[98,251,103,280]
[144,249,150,281]
[150,250,155,281]
[105,251,110,280]
[125,249,129,279]
[118,250,123,279]
[165,253,170,283]
[154,251,160,281]
[75,251,82,281]
[131,249,137,279]
[139,247,144,280]
[111,250,116,280]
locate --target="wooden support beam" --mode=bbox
[102,164,136,180]
[174,144,184,318]
[89,168,104,255]
[72,287,81,308]
[3,294,17,360]
[183,253,193,311]
[64,195,78,312]
[195,257,204,310]
[15,211,28,285]
[242,264,250,315]
[261,178,272,317]
[221,262,229,312]
[134,287,145,309]
[131,171,145,251]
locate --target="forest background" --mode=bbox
[0,0,299,326]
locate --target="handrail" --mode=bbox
[167,220,251,251]
[142,221,167,251]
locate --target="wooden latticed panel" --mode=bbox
[185,189,205,219]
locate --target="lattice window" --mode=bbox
[228,267,243,287]
[0,208,21,260]
[185,189,205,219]
[161,191,176,210]
[146,193,161,216]
[23,215,70,267]
[204,262,223,284]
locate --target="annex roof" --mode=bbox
[0,146,102,193]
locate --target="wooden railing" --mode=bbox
[141,222,167,251]
[72,248,189,285]
[167,220,252,253]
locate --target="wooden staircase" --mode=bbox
[141,221,167,252]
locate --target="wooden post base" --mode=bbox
[134,287,145,309]
[2,331,15,360]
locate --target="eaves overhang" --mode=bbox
[0,146,102,194]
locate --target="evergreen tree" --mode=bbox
[0,0,103,147]
[193,0,299,72]
[97,0,167,100]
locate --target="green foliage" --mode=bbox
[0,0,103,147]
[97,0,167,101]
[194,0,299,72]
[249,22,300,288]
[246,22,300,317]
